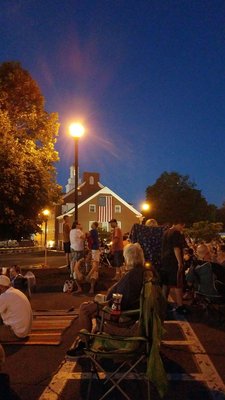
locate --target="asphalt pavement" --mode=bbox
[1,252,225,400]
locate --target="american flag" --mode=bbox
[98,196,113,222]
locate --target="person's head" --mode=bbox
[172,220,185,231]
[145,219,158,227]
[91,221,98,229]
[10,265,21,279]
[0,275,11,294]
[72,221,81,229]
[123,243,145,269]
[109,219,117,228]
[63,215,69,222]
[196,244,211,261]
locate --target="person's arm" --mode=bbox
[174,247,183,268]
[174,247,183,288]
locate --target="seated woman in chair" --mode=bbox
[66,243,146,358]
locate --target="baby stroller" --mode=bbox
[188,261,225,323]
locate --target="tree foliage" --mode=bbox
[0,62,62,239]
[146,172,214,225]
[185,221,223,243]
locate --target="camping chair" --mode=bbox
[193,262,225,323]
[79,275,168,400]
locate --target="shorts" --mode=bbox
[63,242,71,254]
[91,250,100,262]
[71,249,84,262]
[113,250,124,267]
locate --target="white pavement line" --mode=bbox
[39,320,225,400]
[164,320,225,398]
[38,360,77,400]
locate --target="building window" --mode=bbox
[89,176,94,185]
[89,204,96,213]
[115,205,121,213]
[89,221,95,230]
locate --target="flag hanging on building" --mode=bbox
[98,196,113,222]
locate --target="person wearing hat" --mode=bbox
[0,275,32,341]
[109,219,124,280]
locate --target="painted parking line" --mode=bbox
[39,320,225,400]
[163,320,225,399]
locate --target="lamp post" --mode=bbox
[69,122,85,222]
[42,209,50,266]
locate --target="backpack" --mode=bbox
[63,279,74,293]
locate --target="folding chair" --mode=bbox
[79,275,168,400]
[193,262,225,322]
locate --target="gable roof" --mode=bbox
[57,186,142,219]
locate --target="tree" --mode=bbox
[0,62,62,239]
[185,221,223,243]
[146,172,214,225]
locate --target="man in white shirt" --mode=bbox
[70,221,85,277]
[0,275,33,341]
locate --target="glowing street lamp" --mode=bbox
[69,122,85,222]
[141,202,151,224]
[42,209,50,266]
[141,202,151,213]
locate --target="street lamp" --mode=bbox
[42,209,50,266]
[69,122,85,222]
[141,202,151,224]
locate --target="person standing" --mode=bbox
[160,221,188,314]
[70,221,85,277]
[89,222,100,270]
[109,219,124,280]
[63,215,71,269]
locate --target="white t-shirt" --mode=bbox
[0,287,33,337]
[70,228,84,251]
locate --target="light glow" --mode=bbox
[43,209,50,217]
[141,202,151,212]
[69,122,85,138]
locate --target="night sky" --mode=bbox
[1,0,225,210]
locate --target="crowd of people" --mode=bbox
[1,214,225,376]
[62,216,125,294]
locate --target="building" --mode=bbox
[55,168,142,249]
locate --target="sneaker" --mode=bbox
[66,341,85,359]
[175,305,190,315]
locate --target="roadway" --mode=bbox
[2,291,225,400]
[1,252,225,399]
[0,249,66,269]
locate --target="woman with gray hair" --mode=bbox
[66,243,145,358]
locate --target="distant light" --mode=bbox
[141,202,151,212]
[69,123,85,138]
[43,209,50,217]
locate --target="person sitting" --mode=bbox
[9,265,28,296]
[0,275,33,342]
[66,243,146,358]
[186,244,225,300]
[73,250,99,294]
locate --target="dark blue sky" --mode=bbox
[1,0,225,209]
